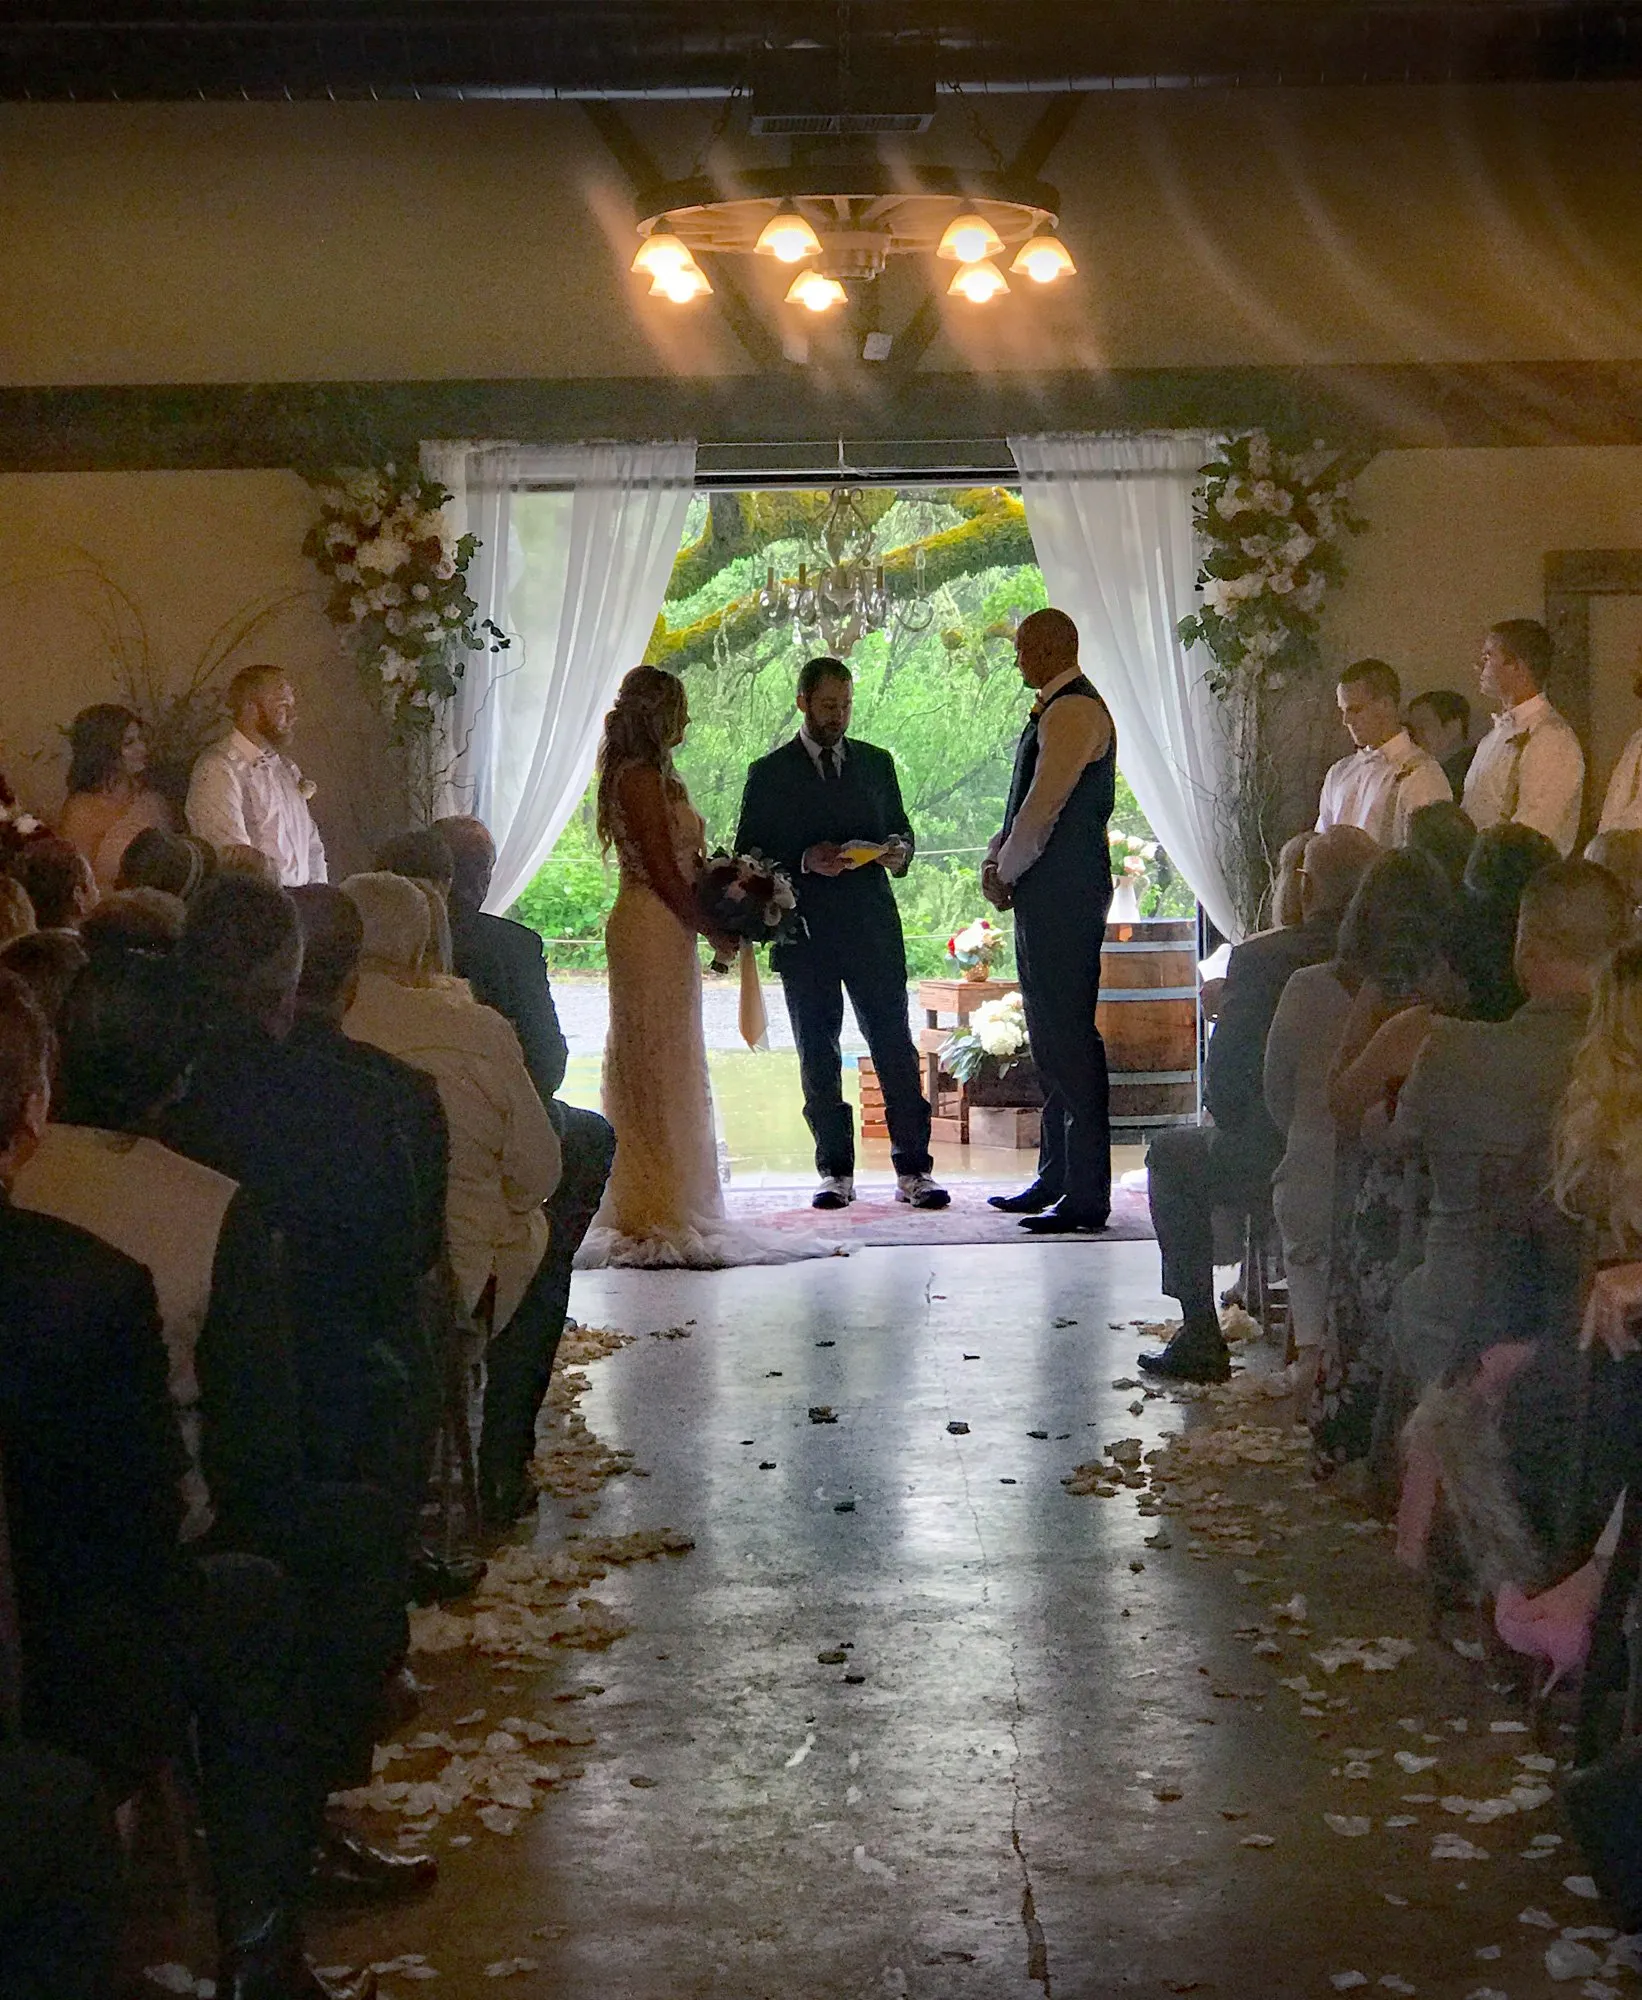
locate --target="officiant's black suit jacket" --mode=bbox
[735,735,915,971]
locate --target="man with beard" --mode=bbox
[188,665,328,886]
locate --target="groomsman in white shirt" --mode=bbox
[1462,619,1585,856]
[186,665,328,887]
[1315,657,1450,845]
[1598,657,1642,833]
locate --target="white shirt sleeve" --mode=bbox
[1315,758,1346,833]
[995,694,1111,887]
[1599,728,1642,832]
[186,750,251,851]
[1516,724,1586,856]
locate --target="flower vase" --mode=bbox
[962,960,993,984]
[1109,878,1142,923]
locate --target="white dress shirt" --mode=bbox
[1599,724,1642,832]
[992,668,1112,887]
[1315,729,1451,846]
[1462,693,1585,857]
[186,729,327,886]
[798,723,846,780]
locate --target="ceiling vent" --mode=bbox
[749,48,936,136]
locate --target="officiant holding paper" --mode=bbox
[735,657,948,1213]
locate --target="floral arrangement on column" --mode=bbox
[304,465,506,739]
[1176,431,1368,932]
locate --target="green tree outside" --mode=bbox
[511,490,1192,974]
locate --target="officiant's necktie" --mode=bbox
[819,747,839,782]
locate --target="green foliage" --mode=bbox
[511,490,1194,971]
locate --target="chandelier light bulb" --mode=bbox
[936,211,1005,263]
[948,258,1009,304]
[650,260,713,303]
[631,223,694,279]
[785,269,848,313]
[1010,229,1076,284]
[755,203,823,264]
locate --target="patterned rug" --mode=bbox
[722,1179,1155,1249]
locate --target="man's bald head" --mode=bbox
[1015,608,1081,690]
[432,815,495,907]
[1299,824,1379,922]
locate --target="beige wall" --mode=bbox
[0,470,398,876]
[1324,446,1642,812]
[3,87,1642,388]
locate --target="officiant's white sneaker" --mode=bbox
[812,1175,855,1211]
[895,1173,951,1210]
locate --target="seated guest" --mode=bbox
[0,972,372,2000]
[1389,860,1627,1392]
[9,836,95,931]
[1312,849,1464,1473]
[341,872,562,1525]
[187,665,327,887]
[1455,822,1560,1021]
[1463,619,1584,855]
[1316,658,1450,845]
[375,827,459,980]
[80,884,187,951]
[1585,827,1642,919]
[1402,798,1476,892]
[432,811,614,1261]
[0,1452,123,2000]
[218,841,282,886]
[116,823,205,899]
[0,928,86,1028]
[1140,826,1377,1384]
[56,703,171,891]
[1597,657,1642,833]
[0,878,33,950]
[1408,687,1477,796]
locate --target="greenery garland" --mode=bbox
[304,465,507,738]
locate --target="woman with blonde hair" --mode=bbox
[579,665,833,1268]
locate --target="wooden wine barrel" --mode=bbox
[1097,916,1200,1133]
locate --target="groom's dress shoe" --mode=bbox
[219,1910,378,2000]
[812,1175,855,1211]
[311,1827,438,1905]
[1137,1321,1232,1384]
[988,1183,1061,1215]
[1019,1204,1109,1236]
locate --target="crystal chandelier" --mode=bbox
[754,487,936,656]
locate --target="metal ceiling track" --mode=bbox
[6,3,1642,100]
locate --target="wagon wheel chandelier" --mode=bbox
[630,164,1075,311]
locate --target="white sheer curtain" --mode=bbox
[1009,432,1239,941]
[420,440,696,913]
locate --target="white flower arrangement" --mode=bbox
[1177,431,1365,698]
[942,990,1030,1084]
[1108,829,1158,886]
[304,464,508,737]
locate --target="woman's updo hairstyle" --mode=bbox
[596,665,687,852]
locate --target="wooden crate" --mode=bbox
[967,1105,1041,1151]
[856,1055,889,1140]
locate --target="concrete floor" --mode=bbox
[310,1244,1619,2000]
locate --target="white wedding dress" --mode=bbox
[575,769,839,1270]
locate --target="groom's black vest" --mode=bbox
[1003,675,1117,910]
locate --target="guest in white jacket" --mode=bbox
[340,872,562,1527]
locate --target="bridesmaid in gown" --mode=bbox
[576,666,837,1270]
[57,705,172,892]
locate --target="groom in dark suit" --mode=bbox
[736,658,948,1212]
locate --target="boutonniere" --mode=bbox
[299,778,317,802]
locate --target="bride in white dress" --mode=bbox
[576,666,838,1269]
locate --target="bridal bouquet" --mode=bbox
[698,850,801,1051]
[698,851,802,968]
